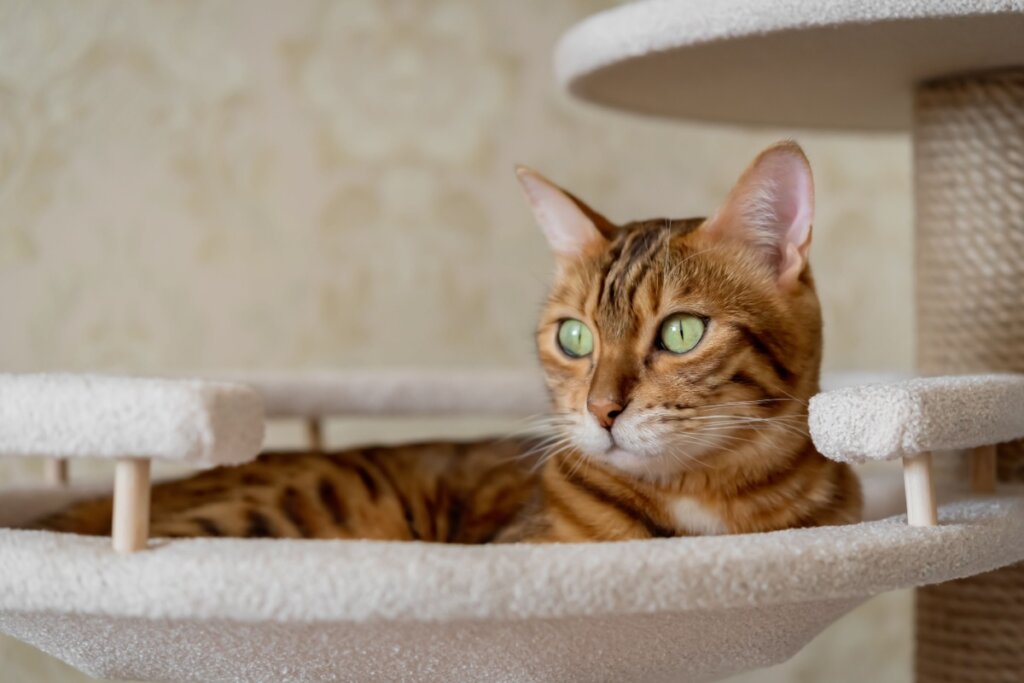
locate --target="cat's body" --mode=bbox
[39,142,862,542]
[41,441,539,542]
[39,436,857,542]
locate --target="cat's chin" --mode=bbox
[590,447,693,480]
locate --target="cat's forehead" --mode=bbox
[592,217,706,339]
[601,217,706,275]
[617,217,706,237]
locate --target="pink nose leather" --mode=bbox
[588,400,624,429]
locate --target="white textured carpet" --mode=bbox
[0,491,1021,682]
[810,373,1024,462]
[2,370,1021,681]
[0,375,263,466]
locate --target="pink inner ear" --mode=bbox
[764,152,814,283]
[711,146,814,279]
[702,144,815,285]
[776,155,813,251]
[516,167,606,258]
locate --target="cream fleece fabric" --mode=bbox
[0,374,264,465]
[809,374,1024,463]
[555,0,1024,130]
[219,369,550,418]
[2,369,1021,682]
[0,599,862,683]
[0,491,1022,682]
[4,492,1021,622]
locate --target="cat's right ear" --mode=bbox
[515,166,611,260]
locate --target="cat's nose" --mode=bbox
[588,400,625,430]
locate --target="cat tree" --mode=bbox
[0,2,1022,681]
[556,0,1024,679]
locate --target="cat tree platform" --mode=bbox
[2,371,1024,682]
[556,0,1024,130]
[557,1,1024,680]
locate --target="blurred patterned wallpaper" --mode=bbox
[0,0,912,377]
[0,1,913,682]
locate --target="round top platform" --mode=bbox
[555,0,1024,131]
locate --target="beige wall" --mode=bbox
[0,1,913,681]
[0,0,913,377]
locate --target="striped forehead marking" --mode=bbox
[595,218,705,339]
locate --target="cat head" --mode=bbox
[517,142,822,480]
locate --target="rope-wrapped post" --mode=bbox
[913,68,1024,682]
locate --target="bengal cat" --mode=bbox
[38,142,861,542]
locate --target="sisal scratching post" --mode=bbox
[913,69,1024,683]
[112,458,151,553]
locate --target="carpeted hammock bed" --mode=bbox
[1,370,1022,683]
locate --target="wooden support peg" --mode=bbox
[112,458,151,553]
[969,444,997,494]
[903,451,938,527]
[44,458,69,487]
[306,418,324,452]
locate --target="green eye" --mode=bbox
[557,319,594,358]
[658,314,706,354]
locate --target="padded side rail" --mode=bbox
[810,373,1024,526]
[0,374,264,552]
[222,370,550,418]
[221,370,550,453]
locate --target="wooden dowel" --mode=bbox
[306,418,324,452]
[903,451,938,527]
[112,458,151,553]
[44,458,68,487]
[969,444,997,494]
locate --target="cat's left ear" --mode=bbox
[704,141,814,289]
